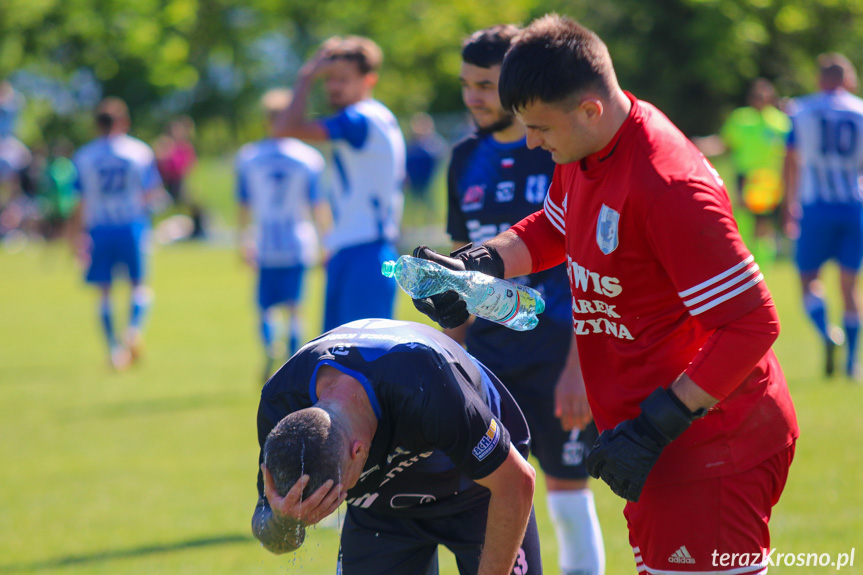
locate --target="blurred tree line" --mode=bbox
[2,0,863,152]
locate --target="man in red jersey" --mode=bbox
[411,14,799,575]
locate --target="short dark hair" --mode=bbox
[818,52,858,92]
[95,97,129,132]
[499,14,617,112]
[321,35,383,76]
[462,24,520,68]
[263,408,347,500]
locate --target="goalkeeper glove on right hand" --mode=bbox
[585,387,705,502]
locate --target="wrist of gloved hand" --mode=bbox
[638,386,707,446]
[412,243,505,278]
[586,387,706,502]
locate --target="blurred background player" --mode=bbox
[404,111,447,207]
[236,88,327,382]
[70,97,164,370]
[434,25,605,575]
[155,115,197,207]
[719,78,790,263]
[0,79,23,138]
[38,138,79,242]
[783,52,863,379]
[276,35,405,332]
[0,130,33,242]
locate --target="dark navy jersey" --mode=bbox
[256,319,530,517]
[446,133,572,374]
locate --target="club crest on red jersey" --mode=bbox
[596,204,620,255]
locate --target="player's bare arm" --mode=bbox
[473,445,536,575]
[237,205,256,265]
[252,466,345,554]
[782,148,801,238]
[275,52,330,141]
[482,230,533,278]
[669,373,719,413]
[554,337,593,431]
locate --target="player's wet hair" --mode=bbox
[264,407,347,500]
[461,24,521,69]
[322,35,383,76]
[499,14,617,113]
[95,97,129,132]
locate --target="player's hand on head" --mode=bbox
[302,47,335,78]
[262,465,346,526]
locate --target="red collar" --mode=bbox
[581,91,638,171]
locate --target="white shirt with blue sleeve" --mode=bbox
[322,98,405,252]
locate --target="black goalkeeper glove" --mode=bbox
[586,387,706,502]
[410,244,506,329]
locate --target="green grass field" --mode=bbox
[1,157,861,574]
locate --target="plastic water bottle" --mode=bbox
[381,255,545,331]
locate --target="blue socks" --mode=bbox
[129,287,152,333]
[803,292,830,341]
[100,298,116,349]
[260,310,276,356]
[844,312,860,376]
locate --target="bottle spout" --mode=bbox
[381,260,396,277]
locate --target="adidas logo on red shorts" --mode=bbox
[669,546,696,564]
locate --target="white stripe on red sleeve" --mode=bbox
[543,193,566,235]
[678,255,764,316]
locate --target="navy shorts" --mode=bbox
[796,203,863,272]
[494,355,597,481]
[338,503,542,575]
[86,222,149,285]
[257,265,305,309]
[324,241,397,332]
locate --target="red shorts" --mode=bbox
[625,443,795,574]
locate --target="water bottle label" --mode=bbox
[473,285,536,324]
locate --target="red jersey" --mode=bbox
[512,93,798,485]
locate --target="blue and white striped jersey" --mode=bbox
[787,89,863,206]
[235,138,324,268]
[73,134,162,228]
[321,98,405,252]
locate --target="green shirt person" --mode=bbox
[719,78,791,216]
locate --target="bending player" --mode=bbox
[252,318,540,575]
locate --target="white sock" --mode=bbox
[547,489,605,575]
